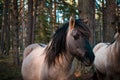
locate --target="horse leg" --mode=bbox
[95,69,105,80]
[92,71,99,80]
[105,75,113,80]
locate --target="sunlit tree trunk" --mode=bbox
[53,0,56,32]
[20,0,26,50]
[49,0,54,33]
[33,0,38,43]
[38,0,46,42]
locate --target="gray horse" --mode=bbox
[21,17,95,80]
[93,30,120,80]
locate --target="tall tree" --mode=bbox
[33,0,38,43]
[53,0,56,32]
[78,0,95,46]
[103,0,116,42]
[1,0,10,55]
[26,0,34,46]
[20,0,26,50]
[1,0,5,54]
[13,0,20,65]
[0,0,3,53]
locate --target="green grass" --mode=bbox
[0,55,23,80]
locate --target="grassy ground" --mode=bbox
[0,54,94,80]
[0,55,23,80]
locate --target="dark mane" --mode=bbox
[75,19,91,39]
[45,19,90,67]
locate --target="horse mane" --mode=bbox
[45,19,90,67]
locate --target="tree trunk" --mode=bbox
[5,0,10,55]
[1,0,10,55]
[1,1,5,54]
[53,0,56,32]
[33,0,38,43]
[13,0,20,65]
[104,0,116,42]
[78,0,95,46]
[102,0,107,42]
[26,0,34,46]
[20,0,26,50]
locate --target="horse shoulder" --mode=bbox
[93,43,109,74]
[105,43,120,74]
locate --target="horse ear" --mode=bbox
[69,16,75,30]
[114,32,119,39]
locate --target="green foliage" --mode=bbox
[57,1,79,21]
[35,1,52,43]
[35,0,79,44]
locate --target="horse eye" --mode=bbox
[71,29,80,40]
[73,33,79,40]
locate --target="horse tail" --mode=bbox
[23,43,40,59]
[93,43,106,54]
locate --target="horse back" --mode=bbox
[93,43,109,53]
[23,44,39,59]
[23,43,45,59]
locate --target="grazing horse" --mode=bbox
[93,31,120,80]
[21,17,95,80]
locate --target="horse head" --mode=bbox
[66,17,95,66]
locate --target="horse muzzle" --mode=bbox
[82,52,95,66]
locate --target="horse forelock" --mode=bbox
[75,19,91,39]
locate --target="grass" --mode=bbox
[0,54,94,80]
[0,55,23,80]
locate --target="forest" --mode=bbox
[0,0,120,80]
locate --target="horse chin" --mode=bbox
[76,57,90,66]
[82,60,91,66]
[75,55,92,66]
[80,57,92,66]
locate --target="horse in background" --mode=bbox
[21,17,95,80]
[93,30,120,80]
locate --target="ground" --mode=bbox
[0,54,94,80]
[0,54,23,80]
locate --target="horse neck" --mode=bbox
[111,37,120,61]
[54,51,74,71]
[114,37,120,53]
[48,51,74,77]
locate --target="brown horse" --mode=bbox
[93,31,120,80]
[21,17,95,80]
